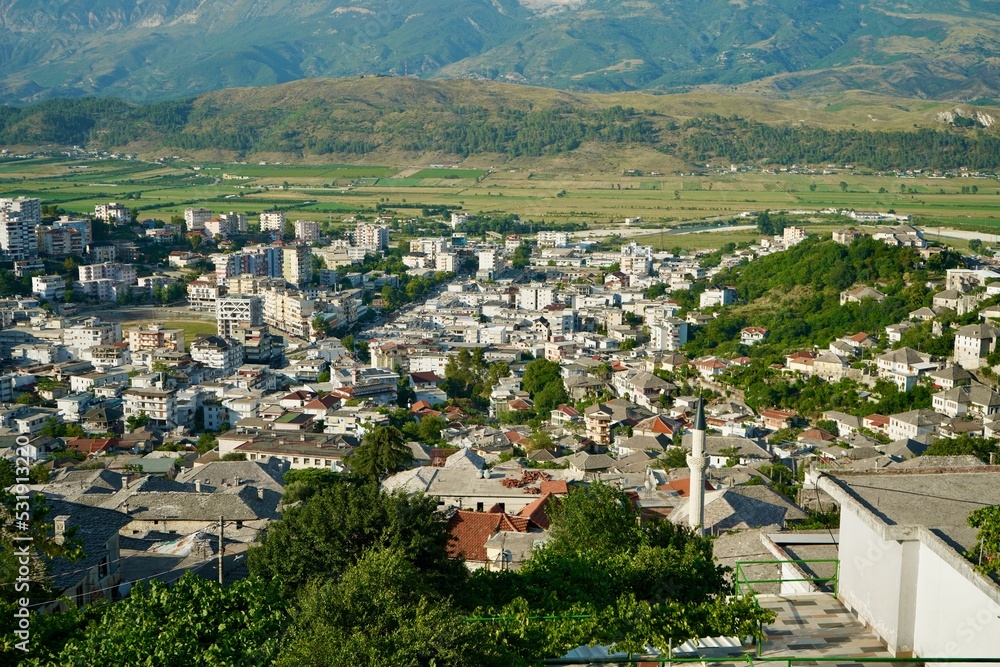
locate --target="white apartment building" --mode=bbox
[190,335,244,375]
[186,276,223,311]
[354,222,389,253]
[0,197,41,260]
[31,275,65,300]
[536,230,570,248]
[260,211,286,232]
[294,220,321,242]
[282,245,312,288]
[436,252,457,273]
[65,320,122,352]
[184,207,212,232]
[94,202,130,225]
[517,285,558,311]
[477,248,502,279]
[263,289,315,339]
[620,242,653,277]
[123,387,178,429]
[700,286,738,309]
[127,324,184,352]
[650,317,689,351]
[77,262,137,283]
[216,295,264,338]
[204,218,231,240]
[410,237,447,259]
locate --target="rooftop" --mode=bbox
[823,467,1000,553]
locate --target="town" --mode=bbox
[1,189,999,663]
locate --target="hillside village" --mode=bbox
[2,195,1000,660]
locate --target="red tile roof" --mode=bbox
[539,480,569,495]
[662,477,714,498]
[446,510,531,562]
[517,493,554,529]
[65,437,119,455]
[409,371,442,384]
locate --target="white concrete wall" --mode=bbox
[836,506,910,654]
[913,539,1000,664]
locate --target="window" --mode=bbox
[476,502,484,512]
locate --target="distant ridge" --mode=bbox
[2,79,1000,171]
[2,0,1000,103]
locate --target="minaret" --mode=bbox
[687,397,708,536]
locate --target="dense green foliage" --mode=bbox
[685,237,940,358]
[925,434,1000,463]
[345,425,413,481]
[20,574,289,667]
[681,115,1000,170]
[247,482,456,598]
[967,504,1000,577]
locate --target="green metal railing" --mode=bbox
[735,559,840,597]
[541,656,1000,665]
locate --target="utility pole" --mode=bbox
[218,516,224,585]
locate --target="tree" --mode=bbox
[619,338,636,351]
[719,445,741,467]
[275,548,503,667]
[317,370,330,383]
[839,181,848,192]
[527,431,554,452]
[247,483,457,598]
[661,447,688,468]
[21,573,288,667]
[341,334,355,353]
[125,412,149,432]
[967,504,1000,575]
[416,415,446,443]
[346,425,412,481]
[926,434,999,463]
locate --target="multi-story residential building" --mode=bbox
[186,276,223,311]
[213,245,282,286]
[353,222,388,253]
[219,211,248,233]
[65,319,122,352]
[954,322,1000,370]
[204,218,231,240]
[52,217,93,245]
[217,295,264,338]
[477,248,502,279]
[74,262,137,301]
[263,289,315,339]
[260,211,286,232]
[650,317,689,351]
[620,242,653,277]
[190,335,244,375]
[436,252,457,273]
[123,387,178,429]
[783,226,807,246]
[77,262,136,283]
[184,207,212,232]
[0,197,41,260]
[12,258,44,278]
[294,220,321,242]
[536,230,570,248]
[410,237,447,259]
[37,226,84,257]
[127,324,184,352]
[232,323,280,367]
[94,203,130,225]
[700,286,738,309]
[31,275,65,300]
[282,245,312,288]
[517,284,558,311]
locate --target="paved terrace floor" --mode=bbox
[757,593,917,666]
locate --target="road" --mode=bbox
[921,226,1000,243]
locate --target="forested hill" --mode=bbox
[683,237,958,360]
[3,0,1000,102]
[3,79,1000,170]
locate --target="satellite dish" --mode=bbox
[635,486,643,495]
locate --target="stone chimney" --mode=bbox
[121,475,129,489]
[195,480,202,493]
[257,488,264,501]
[53,515,70,545]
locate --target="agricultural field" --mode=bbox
[3,156,1000,237]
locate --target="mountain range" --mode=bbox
[2,0,1000,103]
